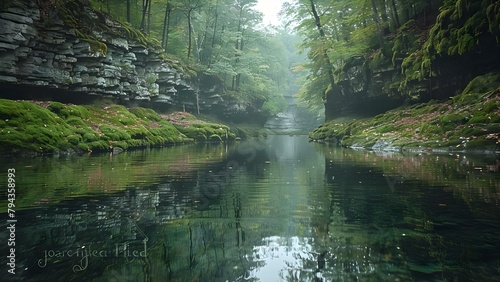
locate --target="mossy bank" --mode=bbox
[310,73,500,152]
[0,99,239,156]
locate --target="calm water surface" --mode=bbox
[1,135,499,281]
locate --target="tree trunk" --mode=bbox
[390,0,400,28]
[162,2,171,48]
[106,0,111,15]
[235,36,243,90]
[370,0,384,45]
[309,0,335,89]
[211,0,219,47]
[146,0,152,34]
[402,0,410,22]
[233,7,243,91]
[380,0,390,34]
[187,9,193,58]
[140,0,149,31]
[126,0,131,23]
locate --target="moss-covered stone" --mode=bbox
[310,72,500,152]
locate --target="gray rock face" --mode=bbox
[0,1,221,113]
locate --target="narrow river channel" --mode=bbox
[1,135,499,281]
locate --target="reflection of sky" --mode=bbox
[235,136,328,281]
[246,236,318,281]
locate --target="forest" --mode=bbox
[90,0,500,112]
[87,0,500,151]
[86,0,304,117]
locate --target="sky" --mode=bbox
[254,0,289,26]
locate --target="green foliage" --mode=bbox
[81,0,288,123]
[485,0,500,37]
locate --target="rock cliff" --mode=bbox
[0,0,253,120]
[324,1,500,120]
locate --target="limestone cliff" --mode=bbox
[0,0,256,121]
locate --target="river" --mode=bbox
[1,135,499,281]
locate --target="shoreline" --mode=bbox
[310,138,500,155]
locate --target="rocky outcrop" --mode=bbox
[0,0,249,119]
[324,1,500,120]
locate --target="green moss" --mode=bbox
[66,105,90,118]
[375,124,396,133]
[440,113,466,125]
[467,115,490,124]
[0,100,204,155]
[58,1,108,56]
[392,20,419,65]
[466,136,496,148]
[86,140,110,151]
[99,125,131,141]
[370,51,385,69]
[66,117,87,127]
[174,122,231,143]
[67,134,82,146]
[130,107,162,122]
[83,132,99,142]
[209,134,222,142]
[47,102,66,114]
[311,72,500,151]
[460,72,500,96]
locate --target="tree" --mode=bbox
[161,1,172,49]
[230,0,259,91]
[126,0,130,23]
[178,0,203,59]
[86,0,290,119]
[139,0,150,31]
[370,0,383,45]
[308,0,336,90]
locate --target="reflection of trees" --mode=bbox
[2,143,233,210]
[315,145,500,280]
[317,146,500,213]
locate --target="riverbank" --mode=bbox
[0,99,245,156]
[310,73,500,153]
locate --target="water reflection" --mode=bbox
[0,136,499,281]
